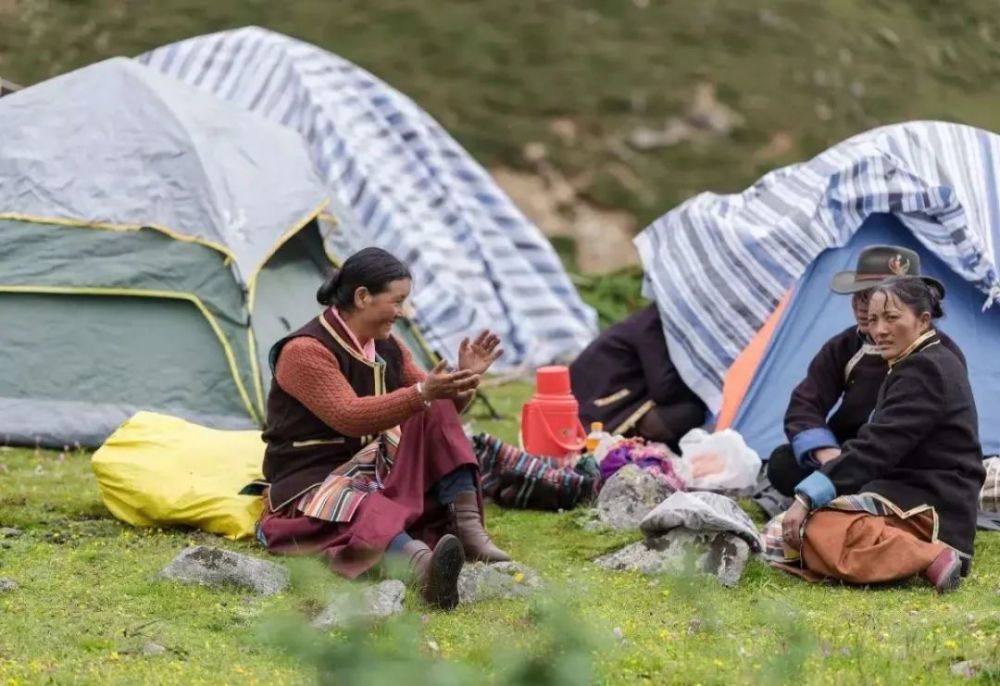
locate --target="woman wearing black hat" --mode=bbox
[767,245,965,497]
[775,276,985,592]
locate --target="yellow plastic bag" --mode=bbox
[91,411,265,540]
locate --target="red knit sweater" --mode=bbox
[274,336,429,437]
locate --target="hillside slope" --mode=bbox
[2,0,1000,261]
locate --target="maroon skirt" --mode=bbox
[258,400,481,578]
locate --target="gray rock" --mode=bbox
[313,580,406,630]
[597,465,673,530]
[458,561,544,604]
[627,120,696,151]
[640,491,762,552]
[0,577,17,592]
[0,527,23,538]
[158,546,289,596]
[951,661,977,678]
[876,27,901,48]
[142,642,167,656]
[594,529,751,586]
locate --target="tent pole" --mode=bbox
[472,390,502,420]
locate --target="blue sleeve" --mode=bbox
[790,427,838,466]
[795,471,837,509]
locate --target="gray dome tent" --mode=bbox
[0,57,388,447]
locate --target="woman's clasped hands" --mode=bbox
[420,329,504,405]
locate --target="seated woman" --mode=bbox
[258,247,509,610]
[768,245,964,497]
[569,304,706,450]
[778,276,986,592]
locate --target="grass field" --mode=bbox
[1,384,999,685]
[4,2,1000,683]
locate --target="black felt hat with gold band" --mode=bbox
[830,244,946,298]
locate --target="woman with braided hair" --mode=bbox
[258,247,509,610]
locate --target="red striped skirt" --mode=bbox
[258,400,480,578]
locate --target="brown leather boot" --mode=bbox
[449,491,511,562]
[402,534,464,610]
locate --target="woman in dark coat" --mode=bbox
[768,245,964,496]
[569,304,705,449]
[778,277,985,592]
[258,247,509,610]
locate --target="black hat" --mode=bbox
[830,244,945,298]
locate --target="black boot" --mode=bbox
[402,534,464,609]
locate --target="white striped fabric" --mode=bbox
[139,26,597,370]
[636,121,1000,414]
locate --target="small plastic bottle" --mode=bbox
[586,421,609,453]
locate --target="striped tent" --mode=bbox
[636,121,1000,417]
[139,27,597,370]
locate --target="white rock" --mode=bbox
[313,580,406,630]
[597,465,674,530]
[594,529,751,586]
[142,643,167,656]
[458,561,544,605]
[159,546,289,596]
[951,661,977,678]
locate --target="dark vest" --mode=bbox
[570,304,705,435]
[262,311,403,508]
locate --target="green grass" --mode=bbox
[2,388,1000,685]
[4,2,1000,682]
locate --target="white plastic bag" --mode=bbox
[675,428,761,491]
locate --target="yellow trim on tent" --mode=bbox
[317,211,340,225]
[1,206,336,419]
[0,284,262,425]
[0,213,237,266]
[245,199,330,312]
[325,250,343,268]
[247,327,266,418]
[316,212,345,269]
[241,199,329,416]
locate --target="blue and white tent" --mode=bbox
[139,27,597,370]
[636,121,1000,457]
